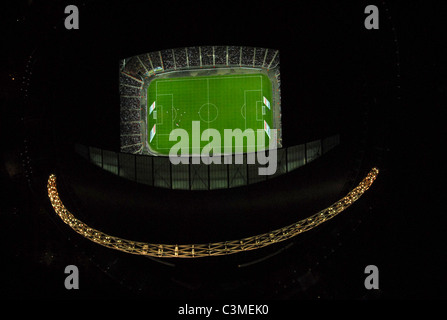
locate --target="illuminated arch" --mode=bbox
[47,168,378,258]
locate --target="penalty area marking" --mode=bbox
[244,89,262,130]
[241,104,246,119]
[256,101,263,121]
[156,105,163,125]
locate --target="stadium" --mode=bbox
[119,46,282,157]
[4,1,438,302]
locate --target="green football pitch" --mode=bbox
[147,73,274,155]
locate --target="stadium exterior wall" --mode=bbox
[76,134,340,190]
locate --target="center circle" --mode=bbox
[198,103,218,123]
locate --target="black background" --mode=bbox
[1,0,446,308]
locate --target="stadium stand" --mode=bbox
[119,72,142,86]
[266,49,280,69]
[120,135,142,147]
[120,97,140,109]
[187,46,200,67]
[228,46,240,65]
[173,47,188,69]
[200,46,213,66]
[254,47,267,67]
[120,109,140,122]
[214,46,227,66]
[160,49,175,71]
[148,51,163,71]
[135,54,151,74]
[241,46,255,66]
[119,85,140,96]
[124,56,146,77]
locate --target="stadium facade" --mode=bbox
[76,134,340,190]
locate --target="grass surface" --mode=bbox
[147,73,273,155]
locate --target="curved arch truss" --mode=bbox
[47,168,378,258]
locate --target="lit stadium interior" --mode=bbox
[1,1,445,304]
